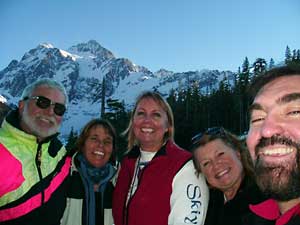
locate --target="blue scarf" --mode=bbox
[77,153,115,225]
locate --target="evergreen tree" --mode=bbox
[285,45,292,64]
[103,98,129,161]
[173,89,190,147]
[233,58,251,133]
[65,127,78,154]
[190,83,203,131]
[269,58,275,69]
[100,77,106,118]
[242,57,250,74]
[253,58,267,77]
[292,49,297,61]
[240,57,251,83]
[166,89,177,108]
[286,48,300,67]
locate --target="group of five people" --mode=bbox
[1,64,300,225]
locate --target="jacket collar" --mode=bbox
[250,199,300,225]
[6,109,22,130]
[127,140,169,159]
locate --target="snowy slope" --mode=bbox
[0,40,236,138]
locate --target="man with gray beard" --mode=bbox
[245,65,300,225]
[0,78,71,225]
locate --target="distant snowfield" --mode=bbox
[0,40,235,140]
[0,95,7,103]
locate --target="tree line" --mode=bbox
[66,46,300,161]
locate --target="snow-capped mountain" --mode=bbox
[0,40,236,138]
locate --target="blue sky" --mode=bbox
[1,0,300,72]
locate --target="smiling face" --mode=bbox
[247,75,300,200]
[133,97,170,152]
[19,85,65,141]
[194,139,243,192]
[82,125,113,168]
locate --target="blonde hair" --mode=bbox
[123,91,174,150]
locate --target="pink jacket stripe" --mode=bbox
[0,143,25,197]
[0,157,71,221]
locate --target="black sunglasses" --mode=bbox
[191,127,225,147]
[23,96,66,116]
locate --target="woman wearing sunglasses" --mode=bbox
[112,91,209,225]
[61,119,117,225]
[191,127,266,225]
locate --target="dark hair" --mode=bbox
[191,127,254,178]
[123,91,174,150]
[249,65,300,102]
[76,119,117,164]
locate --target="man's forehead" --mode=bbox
[33,85,57,92]
[250,77,300,114]
[255,76,300,99]
[251,92,300,110]
[32,86,64,97]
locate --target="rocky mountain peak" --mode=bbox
[0,40,236,138]
[68,40,115,61]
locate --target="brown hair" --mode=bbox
[76,118,117,164]
[191,127,254,178]
[249,65,300,102]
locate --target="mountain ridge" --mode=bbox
[0,40,236,138]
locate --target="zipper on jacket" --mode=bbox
[35,143,45,204]
[124,162,147,225]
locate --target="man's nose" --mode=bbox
[44,105,55,116]
[260,114,284,138]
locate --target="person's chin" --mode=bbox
[37,126,59,138]
[35,118,56,128]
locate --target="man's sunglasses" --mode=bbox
[191,126,225,147]
[23,96,66,116]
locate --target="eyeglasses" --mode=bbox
[23,96,66,116]
[191,127,225,147]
